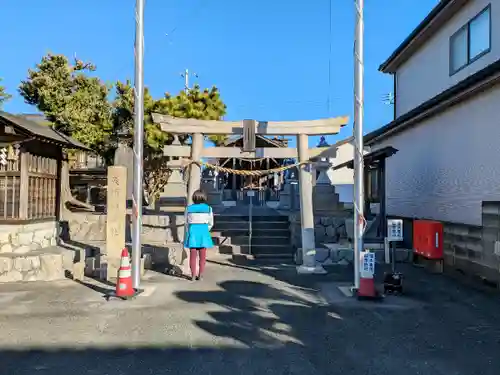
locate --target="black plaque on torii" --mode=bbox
[242,119,256,152]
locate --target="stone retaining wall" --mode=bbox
[0,221,58,254]
[0,248,70,282]
[66,212,185,245]
[65,212,186,270]
[289,212,349,248]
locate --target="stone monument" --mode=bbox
[104,166,127,280]
[113,128,134,201]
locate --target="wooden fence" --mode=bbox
[0,152,58,220]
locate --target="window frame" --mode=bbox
[449,4,492,76]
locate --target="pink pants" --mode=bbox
[189,248,207,277]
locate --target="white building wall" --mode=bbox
[396,1,499,116]
[372,84,500,226]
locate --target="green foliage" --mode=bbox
[111,80,168,150]
[18,54,113,154]
[155,84,228,146]
[18,52,229,202]
[0,78,12,109]
[111,83,227,200]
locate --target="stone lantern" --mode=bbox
[315,136,334,185]
[312,136,340,213]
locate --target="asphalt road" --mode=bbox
[0,259,499,375]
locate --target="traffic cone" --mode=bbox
[115,248,135,298]
[358,276,377,298]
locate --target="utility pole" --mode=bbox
[181,69,198,93]
[132,0,145,290]
[353,0,365,291]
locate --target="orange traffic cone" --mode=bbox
[115,248,135,299]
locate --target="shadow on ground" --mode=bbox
[176,260,500,374]
[1,260,500,374]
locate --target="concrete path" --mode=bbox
[0,259,499,374]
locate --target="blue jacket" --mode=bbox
[184,203,214,249]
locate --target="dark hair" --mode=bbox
[192,189,208,204]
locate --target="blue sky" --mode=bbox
[0,0,438,148]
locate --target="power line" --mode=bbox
[165,0,208,43]
[228,98,342,110]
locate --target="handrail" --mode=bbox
[248,191,253,256]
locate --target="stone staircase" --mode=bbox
[211,214,293,261]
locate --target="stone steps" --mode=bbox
[214,215,289,222]
[213,221,289,231]
[212,235,289,246]
[212,214,293,261]
[214,244,293,259]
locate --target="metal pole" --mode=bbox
[353,0,365,290]
[132,0,145,289]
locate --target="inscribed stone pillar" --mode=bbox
[187,133,203,205]
[297,134,326,274]
[106,166,127,279]
[113,142,134,200]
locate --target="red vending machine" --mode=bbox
[413,220,443,259]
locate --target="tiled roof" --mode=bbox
[0,112,90,150]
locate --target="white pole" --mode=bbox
[353,0,365,290]
[132,0,145,289]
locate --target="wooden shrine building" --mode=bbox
[214,135,289,201]
[0,112,89,223]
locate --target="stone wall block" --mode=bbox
[0,257,12,274]
[315,227,326,242]
[33,230,50,244]
[0,244,12,253]
[14,257,32,273]
[39,253,64,281]
[0,269,22,282]
[18,231,35,246]
[320,217,333,226]
[0,232,11,244]
[30,255,41,270]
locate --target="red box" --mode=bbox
[413,220,443,259]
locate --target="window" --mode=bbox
[450,5,491,75]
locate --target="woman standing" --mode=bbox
[184,190,214,281]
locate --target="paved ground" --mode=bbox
[0,259,499,375]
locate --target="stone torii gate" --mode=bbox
[152,113,349,274]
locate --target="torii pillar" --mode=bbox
[152,113,349,275]
[297,134,326,274]
[187,132,203,205]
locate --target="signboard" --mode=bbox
[246,190,255,197]
[387,219,403,242]
[360,251,375,278]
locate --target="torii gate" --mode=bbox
[152,113,349,274]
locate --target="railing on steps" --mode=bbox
[226,188,280,206]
